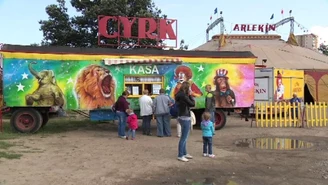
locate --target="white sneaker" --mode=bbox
[177,157,189,162]
[203,153,208,157]
[208,154,215,158]
[184,154,193,159]
[120,136,126,139]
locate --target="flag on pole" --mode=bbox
[270,14,274,20]
[210,16,212,20]
[281,9,284,14]
[214,8,218,14]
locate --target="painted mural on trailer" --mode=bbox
[3,58,254,110]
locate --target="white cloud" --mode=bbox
[310,26,328,45]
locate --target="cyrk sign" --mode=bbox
[98,16,178,47]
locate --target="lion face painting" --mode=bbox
[75,65,116,109]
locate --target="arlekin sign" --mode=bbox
[98,16,178,48]
[233,24,276,32]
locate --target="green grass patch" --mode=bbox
[37,117,93,134]
[0,141,15,149]
[0,120,23,140]
[0,117,97,139]
[0,151,22,159]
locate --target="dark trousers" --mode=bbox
[291,108,299,119]
[142,115,152,135]
[203,136,213,154]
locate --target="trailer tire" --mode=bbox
[41,113,49,128]
[214,109,226,130]
[10,108,43,133]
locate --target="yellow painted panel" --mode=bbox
[273,68,304,101]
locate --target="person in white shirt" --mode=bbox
[139,90,153,136]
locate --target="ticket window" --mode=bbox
[124,75,164,98]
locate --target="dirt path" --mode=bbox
[0,115,328,185]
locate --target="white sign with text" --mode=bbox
[255,78,269,100]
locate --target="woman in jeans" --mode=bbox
[114,91,130,139]
[175,81,195,162]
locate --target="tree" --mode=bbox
[318,44,328,56]
[39,0,74,46]
[179,39,188,50]
[30,43,40,46]
[39,0,166,48]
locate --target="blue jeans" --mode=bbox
[127,129,136,139]
[116,111,127,137]
[203,136,213,154]
[156,114,171,137]
[142,115,152,135]
[177,118,191,157]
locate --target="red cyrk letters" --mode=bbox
[98,16,177,40]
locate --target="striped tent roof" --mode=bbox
[103,58,182,65]
[194,34,328,69]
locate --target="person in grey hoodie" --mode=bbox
[153,88,174,137]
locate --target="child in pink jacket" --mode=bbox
[126,109,138,140]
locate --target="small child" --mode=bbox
[201,112,215,158]
[126,109,138,140]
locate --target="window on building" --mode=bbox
[124,75,164,98]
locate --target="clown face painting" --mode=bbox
[275,70,284,101]
[172,65,203,98]
[214,69,236,107]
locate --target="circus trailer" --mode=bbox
[253,67,304,108]
[0,44,256,133]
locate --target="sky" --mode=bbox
[0,0,327,49]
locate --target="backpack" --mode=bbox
[166,94,178,117]
[170,103,178,117]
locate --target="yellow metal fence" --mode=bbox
[255,102,328,128]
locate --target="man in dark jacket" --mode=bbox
[205,84,216,123]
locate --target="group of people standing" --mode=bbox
[114,88,174,140]
[139,88,173,137]
[113,82,217,162]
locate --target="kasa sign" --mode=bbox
[98,16,178,47]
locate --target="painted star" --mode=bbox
[17,83,25,91]
[197,65,204,72]
[67,77,73,84]
[115,66,121,72]
[201,82,207,88]
[166,85,171,91]
[22,72,29,80]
